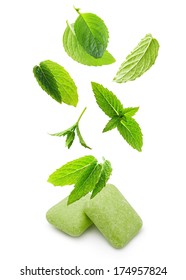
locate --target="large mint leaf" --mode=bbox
[74,12,109,58]
[68,163,102,205]
[114,34,159,83]
[91,160,112,198]
[117,117,143,151]
[33,60,78,106]
[48,156,97,186]
[63,23,115,66]
[91,82,124,118]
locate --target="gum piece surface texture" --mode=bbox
[85,184,142,248]
[46,195,92,237]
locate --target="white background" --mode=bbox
[1,0,186,279]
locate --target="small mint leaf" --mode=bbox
[50,125,76,137]
[123,107,139,117]
[76,125,91,149]
[91,160,112,198]
[103,116,121,132]
[65,131,75,149]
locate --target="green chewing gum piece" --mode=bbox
[46,195,92,237]
[84,184,143,248]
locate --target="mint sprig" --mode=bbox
[91,82,143,151]
[48,156,112,204]
[50,107,91,149]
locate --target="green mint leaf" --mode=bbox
[48,155,97,186]
[63,23,115,66]
[91,160,112,198]
[113,34,159,83]
[123,107,139,117]
[49,108,91,149]
[50,125,76,137]
[76,124,91,149]
[91,82,124,118]
[33,60,78,106]
[33,65,61,103]
[68,162,102,205]
[117,117,143,151]
[74,12,109,58]
[65,131,75,149]
[103,116,121,132]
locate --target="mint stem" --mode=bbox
[77,107,87,124]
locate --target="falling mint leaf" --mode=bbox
[74,9,109,58]
[68,162,102,205]
[117,117,143,151]
[114,34,159,83]
[33,60,78,106]
[91,160,112,198]
[48,155,97,187]
[63,23,115,66]
[91,82,124,118]
[33,64,61,103]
